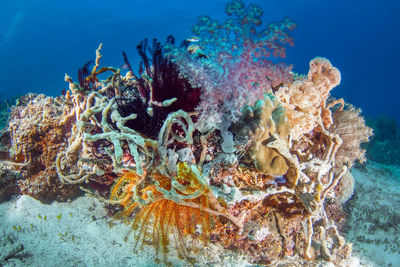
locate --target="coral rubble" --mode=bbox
[0,0,373,266]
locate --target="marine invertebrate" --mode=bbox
[55,45,242,261]
[330,103,373,168]
[3,94,80,202]
[275,57,341,140]
[232,93,290,176]
[56,44,147,185]
[66,12,352,266]
[167,0,295,125]
[56,37,203,186]
[111,163,219,263]
[117,36,201,139]
[191,0,295,59]
[0,1,371,266]
[206,56,353,265]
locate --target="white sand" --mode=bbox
[0,195,161,266]
[0,194,251,267]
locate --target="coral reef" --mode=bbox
[275,57,341,141]
[365,115,400,165]
[51,47,363,264]
[0,97,17,132]
[231,93,290,176]
[331,104,373,168]
[0,162,22,201]
[1,94,80,202]
[166,0,295,125]
[0,0,374,266]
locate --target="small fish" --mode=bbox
[121,63,129,70]
[186,36,200,43]
[274,175,287,184]
[121,153,136,167]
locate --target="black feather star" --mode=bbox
[115,36,201,139]
[78,60,94,90]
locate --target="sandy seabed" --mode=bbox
[0,191,248,266]
[344,162,400,267]
[1,161,399,267]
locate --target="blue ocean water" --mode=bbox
[0,0,399,123]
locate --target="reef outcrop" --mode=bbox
[1,94,80,202]
[0,1,372,266]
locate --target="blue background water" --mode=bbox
[0,0,399,123]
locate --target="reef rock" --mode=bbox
[1,94,80,202]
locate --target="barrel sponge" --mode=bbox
[232,93,290,176]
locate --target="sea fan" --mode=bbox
[331,103,373,167]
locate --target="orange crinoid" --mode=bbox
[110,162,218,263]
